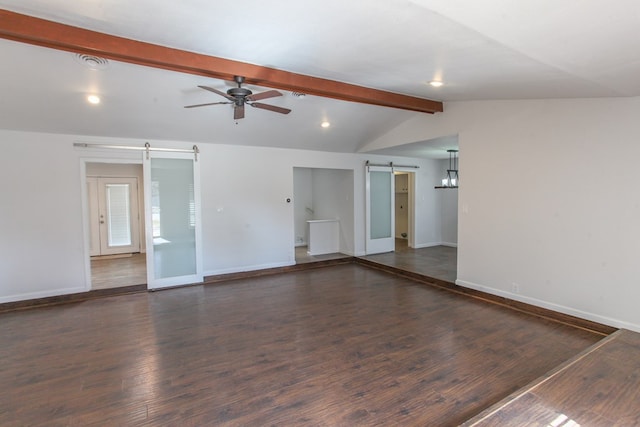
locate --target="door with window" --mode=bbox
[87,177,141,256]
[144,152,203,289]
[365,165,395,254]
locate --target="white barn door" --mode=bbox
[144,152,203,289]
[365,164,395,254]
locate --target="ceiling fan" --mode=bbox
[184,75,292,120]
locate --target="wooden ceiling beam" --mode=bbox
[0,9,443,114]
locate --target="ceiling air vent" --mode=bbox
[74,53,110,70]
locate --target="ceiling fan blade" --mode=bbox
[234,104,245,120]
[184,101,231,108]
[246,90,283,102]
[198,85,234,100]
[250,102,292,115]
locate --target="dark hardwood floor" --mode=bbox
[0,264,606,426]
[465,328,640,426]
[360,240,457,283]
[90,241,453,289]
[294,245,350,264]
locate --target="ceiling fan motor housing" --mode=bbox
[227,87,252,98]
[228,87,250,106]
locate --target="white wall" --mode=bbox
[0,132,87,301]
[311,169,355,255]
[0,129,442,302]
[407,163,442,248]
[439,189,458,247]
[437,159,458,247]
[293,168,313,245]
[364,96,640,332]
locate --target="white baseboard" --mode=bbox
[413,241,458,249]
[0,286,88,304]
[412,242,442,249]
[455,278,640,333]
[204,260,295,277]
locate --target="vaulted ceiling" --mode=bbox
[1,0,639,158]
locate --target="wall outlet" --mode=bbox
[511,282,520,294]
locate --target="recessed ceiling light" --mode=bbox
[87,95,101,104]
[321,121,330,128]
[429,81,444,87]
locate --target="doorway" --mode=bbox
[87,177,140,256]
[81,146,203,291]
[365,165,416,254]
[292,167,354,263]
[394,172,410,247]
[85,162,147,290]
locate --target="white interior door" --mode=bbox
[144,152,203,289]
[87,177,141,256]
[365,165,395,254]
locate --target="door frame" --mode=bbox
[365,165,418,255]
[80,157,144,290]
[392,168,417,249]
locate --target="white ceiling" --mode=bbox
[1,0,639,158]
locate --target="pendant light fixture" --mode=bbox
[435,149,459,189]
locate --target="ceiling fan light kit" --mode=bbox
[184,75,292,120]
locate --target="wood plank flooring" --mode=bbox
[464,329,640,426]
[0,264,603,426]
[294,245,350,264]
[89,242,453,290]
[361,241,457,283]
[91,252,147,290]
